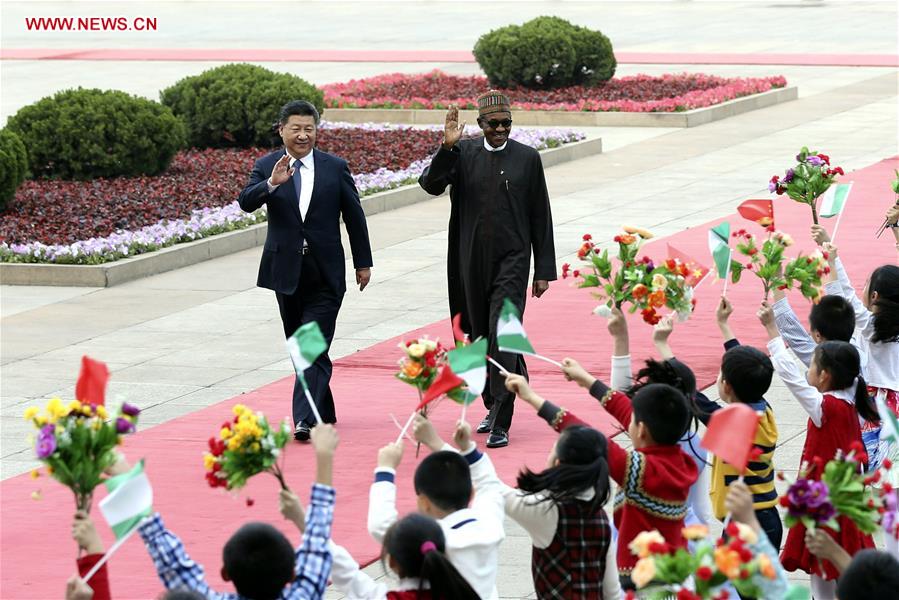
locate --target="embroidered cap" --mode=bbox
[477,90,511,116]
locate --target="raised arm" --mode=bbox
[771,293,817,367]
[138,514,217,597]
[418,106,463,195]
[608,308,633,390]
[367,442,403,543]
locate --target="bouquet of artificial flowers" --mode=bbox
[204,404,291,491]
[564,228,696,325]
[728,229,826,301]
[625,524,778,599]
[770,147,845,224]
[395,337,446,393]
[24,398,140,512]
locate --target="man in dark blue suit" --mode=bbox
[238,100,373,441]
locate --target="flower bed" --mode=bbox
[0,123,584,265]
[323,70,787,113]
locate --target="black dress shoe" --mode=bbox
[486,429,509,448]
[294,422,311,442]
[476,417,491,434]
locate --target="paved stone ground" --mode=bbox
[2,2,897,597]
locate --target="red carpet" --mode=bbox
[2,49,897,67]
[1,157,896,599]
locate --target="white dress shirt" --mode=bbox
[367,444,505,600]
[267,151,315,221]
[328,541,427,600]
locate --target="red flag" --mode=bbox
[701,403,761,473]
[75,355,109,406]
[451,313,468,347]
[737,199,775,231]
[666,244,710,287]
[419,365,465,408]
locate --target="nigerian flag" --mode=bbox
[876,392,899,444]
[447,338,487,396]
[497,299,535,356]
[819,183,852,218]
[99,460,153,539]
[708,222,732,279]
[287,322,327,376]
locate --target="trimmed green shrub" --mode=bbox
[0,129,28,210]
[473,16,616,90]
[160,64,325,148]
[6,88,185,180]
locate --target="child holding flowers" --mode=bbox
[759,304,878,598]
[138,425,339,600]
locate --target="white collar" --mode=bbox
[830,384,857,404]
[394,578,429,591]
[483,138,507,152]
[287,150,314,170]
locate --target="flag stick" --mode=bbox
[531,353,563,368]
[82,518,147,583]
[460,402,468,426]
[486,355,510,375]
[390,413,416,444]
[830,204,848,244]
[395,411,416,445]
[298,375,323,425]
[721,248,733,298]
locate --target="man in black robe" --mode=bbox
[418,91,556,448]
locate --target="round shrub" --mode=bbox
[6,88,185,180]
[160,64,325,149]
[0,129,28,210]
[473,16,616,90]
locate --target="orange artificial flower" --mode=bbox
[632,284,649,299]
[623,225,654,239]
[401,360,423,378]
[714,546,741,579]
[649,290,667,308]
[682,524,709,540]
[758,553,776,580]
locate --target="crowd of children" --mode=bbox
[63,229,898,599]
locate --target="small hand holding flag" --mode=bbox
[286,322,328,424]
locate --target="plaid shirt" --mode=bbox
[139,483,335,600]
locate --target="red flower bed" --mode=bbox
[323,70,787,113]
[0,127,443,245]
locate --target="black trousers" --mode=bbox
[275,250,342,427]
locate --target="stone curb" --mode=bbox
[325,87,797,128]
[0,137,602,288]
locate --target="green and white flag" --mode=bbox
[497,299,535,356]
[708,222,732,280]
[287,322,327,375]
[819,183,852,219]
[447,338,488,396]
[876,392,899,444]
[99,460,153,539]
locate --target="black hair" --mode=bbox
[159,590,208,600]
[222,522,295,600]
[413,450,472,512]
[628,358,707,438]
[809,295,855,342]
[836,549,899,600]
[721,345,774,404]
[868,264,899,343]
[813,341,879,423]
[630,383,691,446]
[382,514,480,600]
[278,100,320,126]
[516,426,611,512]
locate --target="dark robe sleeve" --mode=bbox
[529,152,557,281]
[418,146,460,195]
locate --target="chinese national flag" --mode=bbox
[666,244,710,287]
[701,403,761,473]
[419,365,465,408]
[75,355,109,406]
[737,199,775,231]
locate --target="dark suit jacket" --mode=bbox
[238,148,373,296]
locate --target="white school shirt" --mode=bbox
[826,258,898,391]
[328,541,428,600]
[267,151,316,221]
[367,444,505,600]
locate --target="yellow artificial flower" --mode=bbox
[651,273,668,291]
[96,406,108,420]
[631,557,656,589]
[220,427,233,440]
[407,343,425,358]
[628,530,665,559]
[30,469,40,480]
[31,490,42,501]
[55,426,65,435]
[250,442,261,453]
[203,453,217,471]
[682,524,709,540]
[35,415,48,427]
[623,225,655,239]
[232,404,248,416]
[67,400,83,413]
[227,437,241,451]
[23,407,39,421]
